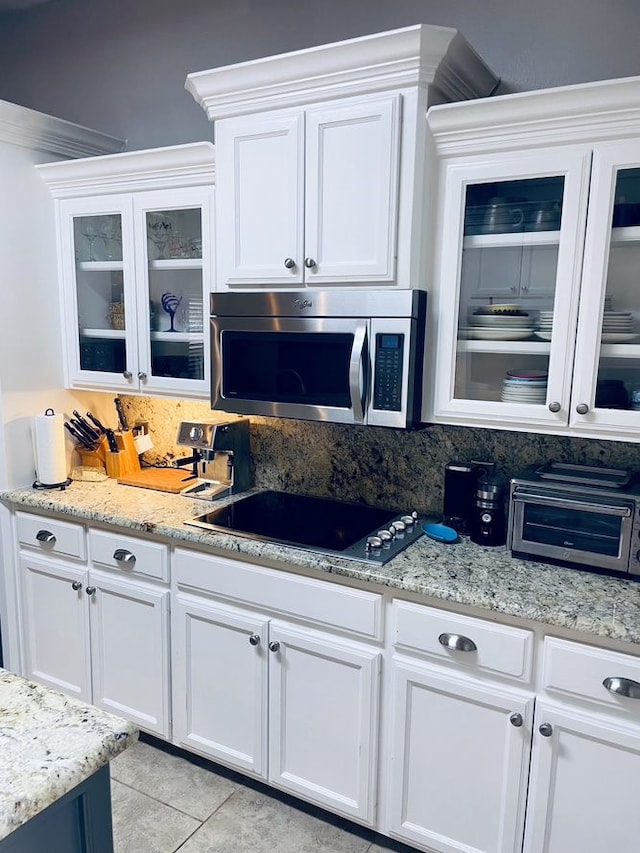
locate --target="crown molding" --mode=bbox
[36,142,216,198]
[185,24,498,121]
[0,99,125,158]
[428,75,640,155]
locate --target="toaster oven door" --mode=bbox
[510,487,635,573]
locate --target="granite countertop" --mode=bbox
[2,480,640,648]
[0,668,138,841]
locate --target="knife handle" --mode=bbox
[86,412,106,433]
[104,429,119,453]
[114,398,129,431]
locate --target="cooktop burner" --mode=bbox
[186,490,424,564]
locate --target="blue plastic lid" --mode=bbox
[423,522,459,543]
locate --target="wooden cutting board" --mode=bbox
[117,468,194,494]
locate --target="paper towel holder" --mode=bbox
[32,408,72,491]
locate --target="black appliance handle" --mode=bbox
[512,491,632,518]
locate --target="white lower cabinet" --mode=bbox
[18,520,171,738]
[171,549,382,826]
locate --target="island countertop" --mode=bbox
[2,480,640,648]
[0,668,138,841]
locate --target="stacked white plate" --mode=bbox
[535,311,554,341]
[501,369,548,404]
[462,309,535,341]
[601,310,637,343]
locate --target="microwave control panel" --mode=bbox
[373,333,404,411]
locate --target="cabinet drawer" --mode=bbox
[89,529,168,582]
[16,511,86,561]
[393,600,534,681]
[173,548,383,640]
[542,637,640,719]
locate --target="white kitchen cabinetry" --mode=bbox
[523,638,640,853]
[171,548,382,825]
[214,95,400,288]
[18,513,170,738]
[186,24,498,291]
[386,601,534,853]
[37,144,214,398]
[426,76,640,443]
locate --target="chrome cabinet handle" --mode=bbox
[304,257,317,269]
[438,632,477,653]
[268,641,280,653]
[86,586,96,596]
[603,676,640,699]
[548,401,561,413]
[576,403,589,415]
[138,371,147,381]
[71,580,82,591]
[249,634,261,647]
[509,712,524,727]
[123,371,133,380]
[539,722,553,737]
[283,258,296,269]
[113,549,136,564]
[36,530,56,544]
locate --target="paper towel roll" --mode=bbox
[32,408,68,486]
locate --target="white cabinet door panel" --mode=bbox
[172,594,269,777]
[268,622,381,826]
[216,111,304,286]
[523,701,640,853]
[89,572,170,737]
[304,95,400,283]
[388,658,533,853]
[20,556,91,701]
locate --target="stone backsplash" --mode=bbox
[120,395,640,514]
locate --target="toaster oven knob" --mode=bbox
[189,426,204,442]
[401,515,416,528]
[377,529,394,544]
[392,520,407,534]
[366,535,383,552]
[548,401,561,413]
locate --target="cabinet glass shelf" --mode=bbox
[77,261,124,272]
[80,328,125,339]
[610,225,640,246]
[149,258,203,271]
[463,231,560,250]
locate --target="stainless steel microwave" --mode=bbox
[210,290,427,428]
[507,463,640,577]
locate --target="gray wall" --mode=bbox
[1,0,640,150]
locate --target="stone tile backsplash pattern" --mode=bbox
[121,395,640,514]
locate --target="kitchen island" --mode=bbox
[0,668,137,852]
[2,478,639,648]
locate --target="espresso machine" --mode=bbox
[175,417,251,500]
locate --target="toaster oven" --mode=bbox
[507,462,640,577]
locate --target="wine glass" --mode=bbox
[147,213,174,260]
[81,217,101,262]
[100,216,122,261]
[161,292,182,332]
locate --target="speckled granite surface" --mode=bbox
[0,668,137,840]
[3,480,640,648]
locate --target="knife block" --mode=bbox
[105,431,141,479]
[77,435,108,469]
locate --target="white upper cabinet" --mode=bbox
[37,144,215,398]
[187,24,498,291]
[215,95,401,287]
[425,76,640,443]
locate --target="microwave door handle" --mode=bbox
[348,323,368,423]
[513,492,632,517]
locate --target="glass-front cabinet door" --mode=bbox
[571,140,640,439]
[431,148,592,430]
[63,196,137,391]
[60,187,211,397]
[133,188,211,397]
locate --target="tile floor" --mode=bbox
[110,736,416,853]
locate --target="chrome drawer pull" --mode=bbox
[603,676,640,699]
[438,632,477,653]
[36,530,56,544]
[539,722,553,737]
[113,549,136,564]
[249,634,261,646]
[509,712,524,727]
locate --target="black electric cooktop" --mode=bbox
[186,490,424,565]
